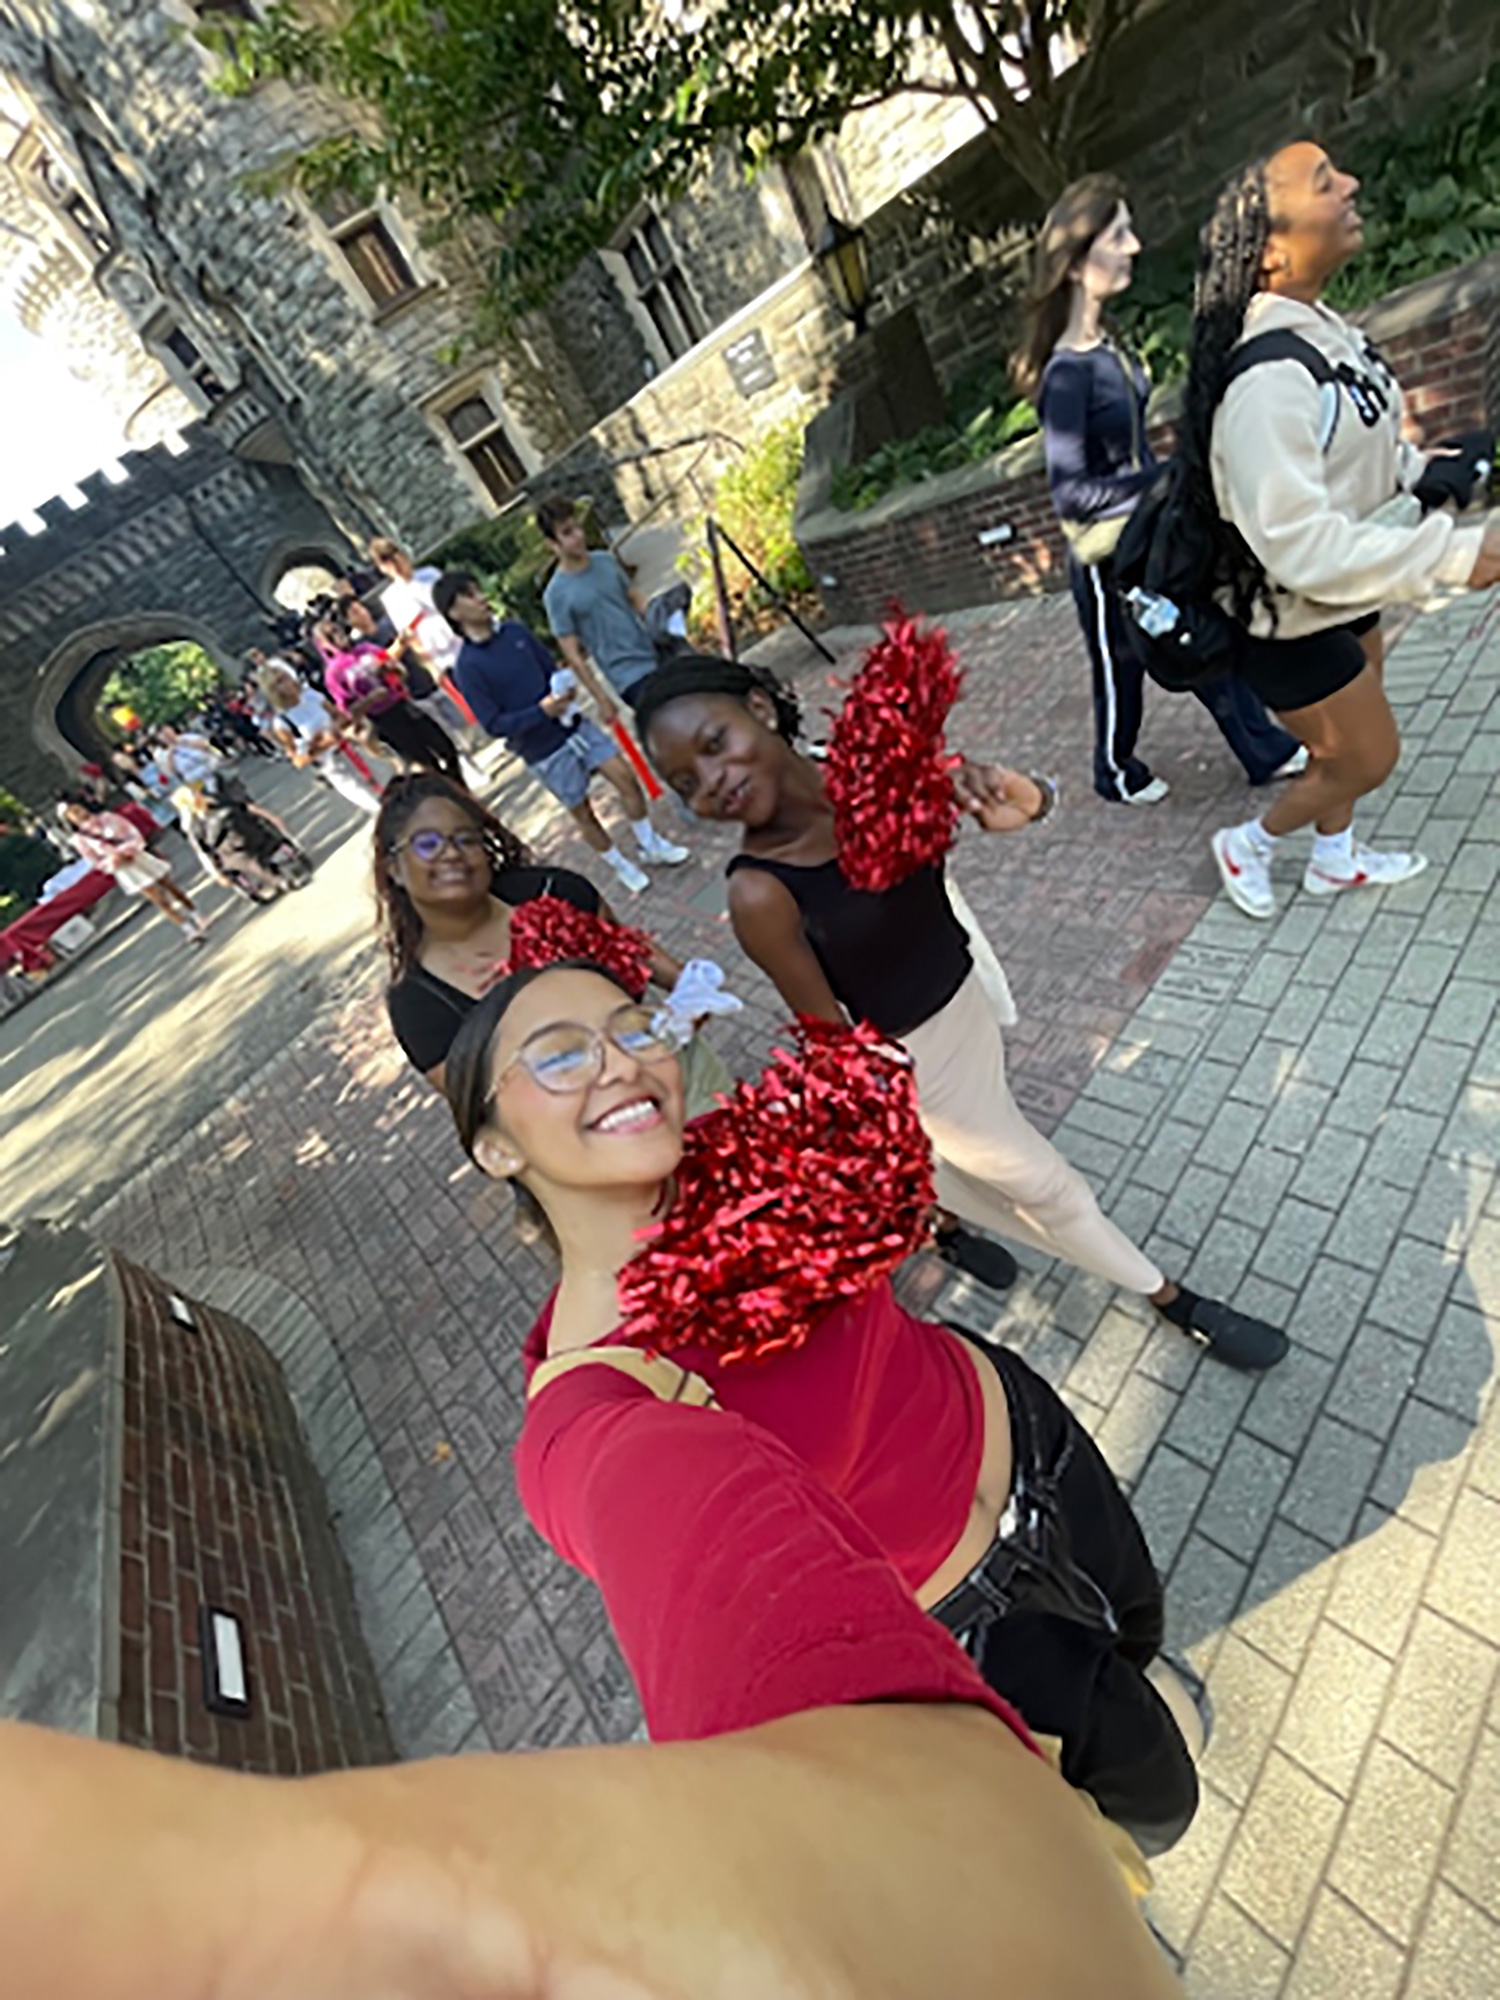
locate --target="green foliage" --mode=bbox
[100,642,224,730]
[1330,64,1500,311]
[0,829,57,926]
[678,422,817,641]
[208,2,1141,330]
[829,382,1039,514]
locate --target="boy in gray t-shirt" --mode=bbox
[539,497,660,711]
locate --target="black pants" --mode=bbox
[931,1341,1198,1855]
[373,701,465,785]
[1069,557,1300,797]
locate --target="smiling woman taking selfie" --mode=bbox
[1198,142,1500,918]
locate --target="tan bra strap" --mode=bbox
[527,1344,720,1408]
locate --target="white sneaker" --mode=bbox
[638,827,690,866]
[1124,777,1170,804]
[1272,746,1310,778]
[607,851,650,895]
[1212,824,1277,919]
[1303,845,1428,897]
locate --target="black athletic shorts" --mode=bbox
[1236,612,1380,715]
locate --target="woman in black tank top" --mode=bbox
[637,655,1288,1376]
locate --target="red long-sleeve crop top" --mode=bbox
[516,1281,1032,1749]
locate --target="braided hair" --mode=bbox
[373,771,530,981]
[1183,158,1280,625]
[632,652,802,750]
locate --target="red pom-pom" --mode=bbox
[824,612,963,893]
[616,1018,934,1364]
[503,894,653,998]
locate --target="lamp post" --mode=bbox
[813,211,872,334]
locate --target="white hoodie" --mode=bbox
[1211,291,1486,639]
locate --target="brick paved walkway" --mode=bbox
[87,585,1500,1995]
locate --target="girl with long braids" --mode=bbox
[1018,174,1304,803]
[446,952,1207,1860]
[635,650,1289,1373]
[1195,143,1500,918]
[376,771,732,1110]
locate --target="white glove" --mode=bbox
[655,959,745,1040]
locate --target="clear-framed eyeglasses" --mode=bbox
[487,1001,688,1100]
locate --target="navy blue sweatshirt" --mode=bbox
[452,620,572,763]
[1038,344,1158,528]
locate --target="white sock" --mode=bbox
[603,844,635,871]
[1313,827,1354,868]
[1242,818,1278,858]
[629,816,656,848]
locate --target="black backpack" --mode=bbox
[1112,330,1338,690]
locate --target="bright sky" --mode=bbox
[0,307,134,528]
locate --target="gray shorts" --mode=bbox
[529,717,618,808]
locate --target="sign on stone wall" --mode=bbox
[722,327,778,399]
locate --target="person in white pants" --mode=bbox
[256,662,384,816]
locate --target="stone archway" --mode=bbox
[33,611,238,775]
[260,538,353,606]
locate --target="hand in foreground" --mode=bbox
[0,1705,1179,2000]
[953,758,1047,832]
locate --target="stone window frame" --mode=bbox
[141,307,236,414]
[307,186,432,323]
[10,128,111,267]
[601,207,708,374]
[424,374,536,510]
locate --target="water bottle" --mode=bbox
[1125,587,1182,640]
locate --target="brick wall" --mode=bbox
[114,1255,392,1775]
[800,254,1500,627]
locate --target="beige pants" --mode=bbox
[901,967,1163,1294]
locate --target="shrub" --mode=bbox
[678,421,818,643]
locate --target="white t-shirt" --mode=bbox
[380,564,462,674]
[280,687,337,743]
[166,733,218,784]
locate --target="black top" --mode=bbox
[386,865,601,1072]
[727,855,971,1037]
[1038,344,1157,527]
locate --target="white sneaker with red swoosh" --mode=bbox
[1211,824,1277,919]
[1303,844,1428,896]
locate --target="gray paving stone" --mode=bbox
[1262,1079,1337,1158]
[1253,1196,1333,1288]
[1356,998,1433,1069]
[1166,1366,1255,1469]
[1387,941,1459,1004]
[1050,1270,1115,1342]
[1299,930,1362,988]
[1053,1096,1148,1151]
[1293,1259,1377,1360]
[1396,1039,1468,1117]
[1132,1444,1211,1573]
[1219,1750,1344,1950]
[1281,1417,1383,1545]
[1183,1894,1289,2000]
[1265,980,1332,1044]
[1327,1325,1423,1438]
[1325,1502,1437,1659]
[1136,1318,1208,1391]
[1320,1180,1412,1272]
[1294,1020,1364,1090]
[1324,1742,1455,1951]
[1415,1300,1496,1419]
[1441,1083,1500,1168]
[1287,1126,1371,1209]
[1158,1166,1232,1245]
[1208,1003,1274,1065]
[1102,1180,1166,1247]
[1424,1489,1500,1645]
[1185,1216,1261,1298]
[1145,1780,1238,1957]
[1227,1038,1295,1108]
[1199,1632,1293,1806]
[1134,1120,1203,1195]
[1094,1373,1180,1487]
[1081,1067,1167,1122]
[1238,951,1305,1010]
[1372,1398,1474,1535]
[1241,1344,1336,1457]
[1444,845,1500,898]
[1415,889,1484,943]
[1219,1146,1299,1230]
[1441,1726,1500,1924]
[1283,1887,1408,2000]
[1364,1106,1447,1190]
[1467,1388,1500,1499]
[1404,1884,1500,2000]
[1166,1533,1249,1669]
[1403,1157,1492,1252]
[1279,1620,1392,1795]
[1195,1099,1264,1175]
[1383,1610,1497,1787]
[1170,1059,1241,1130]
[1197,1434,1293,1563]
